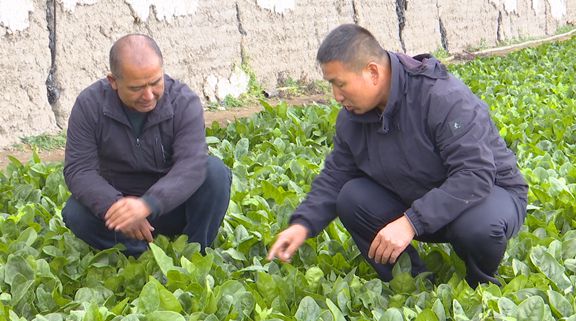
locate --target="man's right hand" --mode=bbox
[267,224,308,263]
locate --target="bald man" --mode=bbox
[62,34,231,256]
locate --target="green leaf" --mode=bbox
[517,296,549,321]
[326,298,346,321]
[137,279,160,314]
[565,259,576,273]
[512,258,530,276]
[547,289,573,318]
[497,297,518,317]
[432,299,446,321]
[10,273,34,307]
[110,297,130,315]
[16,227,37,246]
[389,272,416,294]
[562,238,576,259]
[145,311,185,321]
[391,253,412,276]
[256,272,278,302]
[150,243,175,276]
[529,246,572,292]
[295,296,321,321]
[83,302,105,321]
[4,255,34,286]
[305,267,324,289]
[452,300,470,321]
[234,138,250,160]
[206,136,220,144]
[380,308,403,321]
[415,309,439,321]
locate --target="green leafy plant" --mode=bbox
[1,37,575,320]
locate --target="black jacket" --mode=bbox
[64,75,207,219]
[291,52,528,236]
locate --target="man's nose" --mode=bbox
[142,86,154,100]
[332,86,344,102]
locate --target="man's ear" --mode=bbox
[366,62,380,85]
[107,73,118,90]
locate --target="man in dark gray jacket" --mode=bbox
[62,34,231,256]
[268,24,528,287]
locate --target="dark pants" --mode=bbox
[336,177,526,287]
[62,156,232,257]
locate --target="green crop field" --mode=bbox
[1,37,575,320]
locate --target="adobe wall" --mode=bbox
[0,0,574,147]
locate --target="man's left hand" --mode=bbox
[123,219,155,242]
[368,215,416,264]
[104,197,152,233]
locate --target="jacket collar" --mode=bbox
[103,75,175,129]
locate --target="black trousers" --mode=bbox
[336,177,526,287]
[62,156,232,256]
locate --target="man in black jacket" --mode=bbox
[62,34,231,256]
[268,24,528,287]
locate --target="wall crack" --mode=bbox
[496,11,502,43]
[45,0,62,128]
[45,0,59,106]
[352,0,359,24]
[236,2,247,66]
[439,18,448,51]
[395,0,407,52]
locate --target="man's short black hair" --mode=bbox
[317,24,387,71]
[109,34,163,78]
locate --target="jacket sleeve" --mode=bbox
[142,88,208,218]
[405,85,497,235]
[290,116,363,237]
[64,98,123,218]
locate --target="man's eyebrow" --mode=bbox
[150,76,163,85]
[128,84,145,90]
[128,76,163,89]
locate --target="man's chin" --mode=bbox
[136,103,157,112]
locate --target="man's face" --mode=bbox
[321,60,380,115]
[108,57,164,113]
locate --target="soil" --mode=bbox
[0,94,330,169]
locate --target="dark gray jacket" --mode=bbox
[291,52,528,236]
[64,75,207,219]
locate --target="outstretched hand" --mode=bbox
[104,197,154,242]
[267,224,309,263]
[368,215,415,264]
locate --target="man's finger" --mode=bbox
[389,250,400,264]
[106,205,127,228]
[142,225,154,242]
[267,238,287,261]
[379,244,394,264]
[368,236,380,259]
[282,239,301,261]
[105,199,124,220]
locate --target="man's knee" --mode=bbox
[62,197,99,234]
[336,179,364,224]
[204,156,232,193]
[457,221,506,246]
[449,187,519,250]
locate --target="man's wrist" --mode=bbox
[140,195,160,219]
[403,212,418,236]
